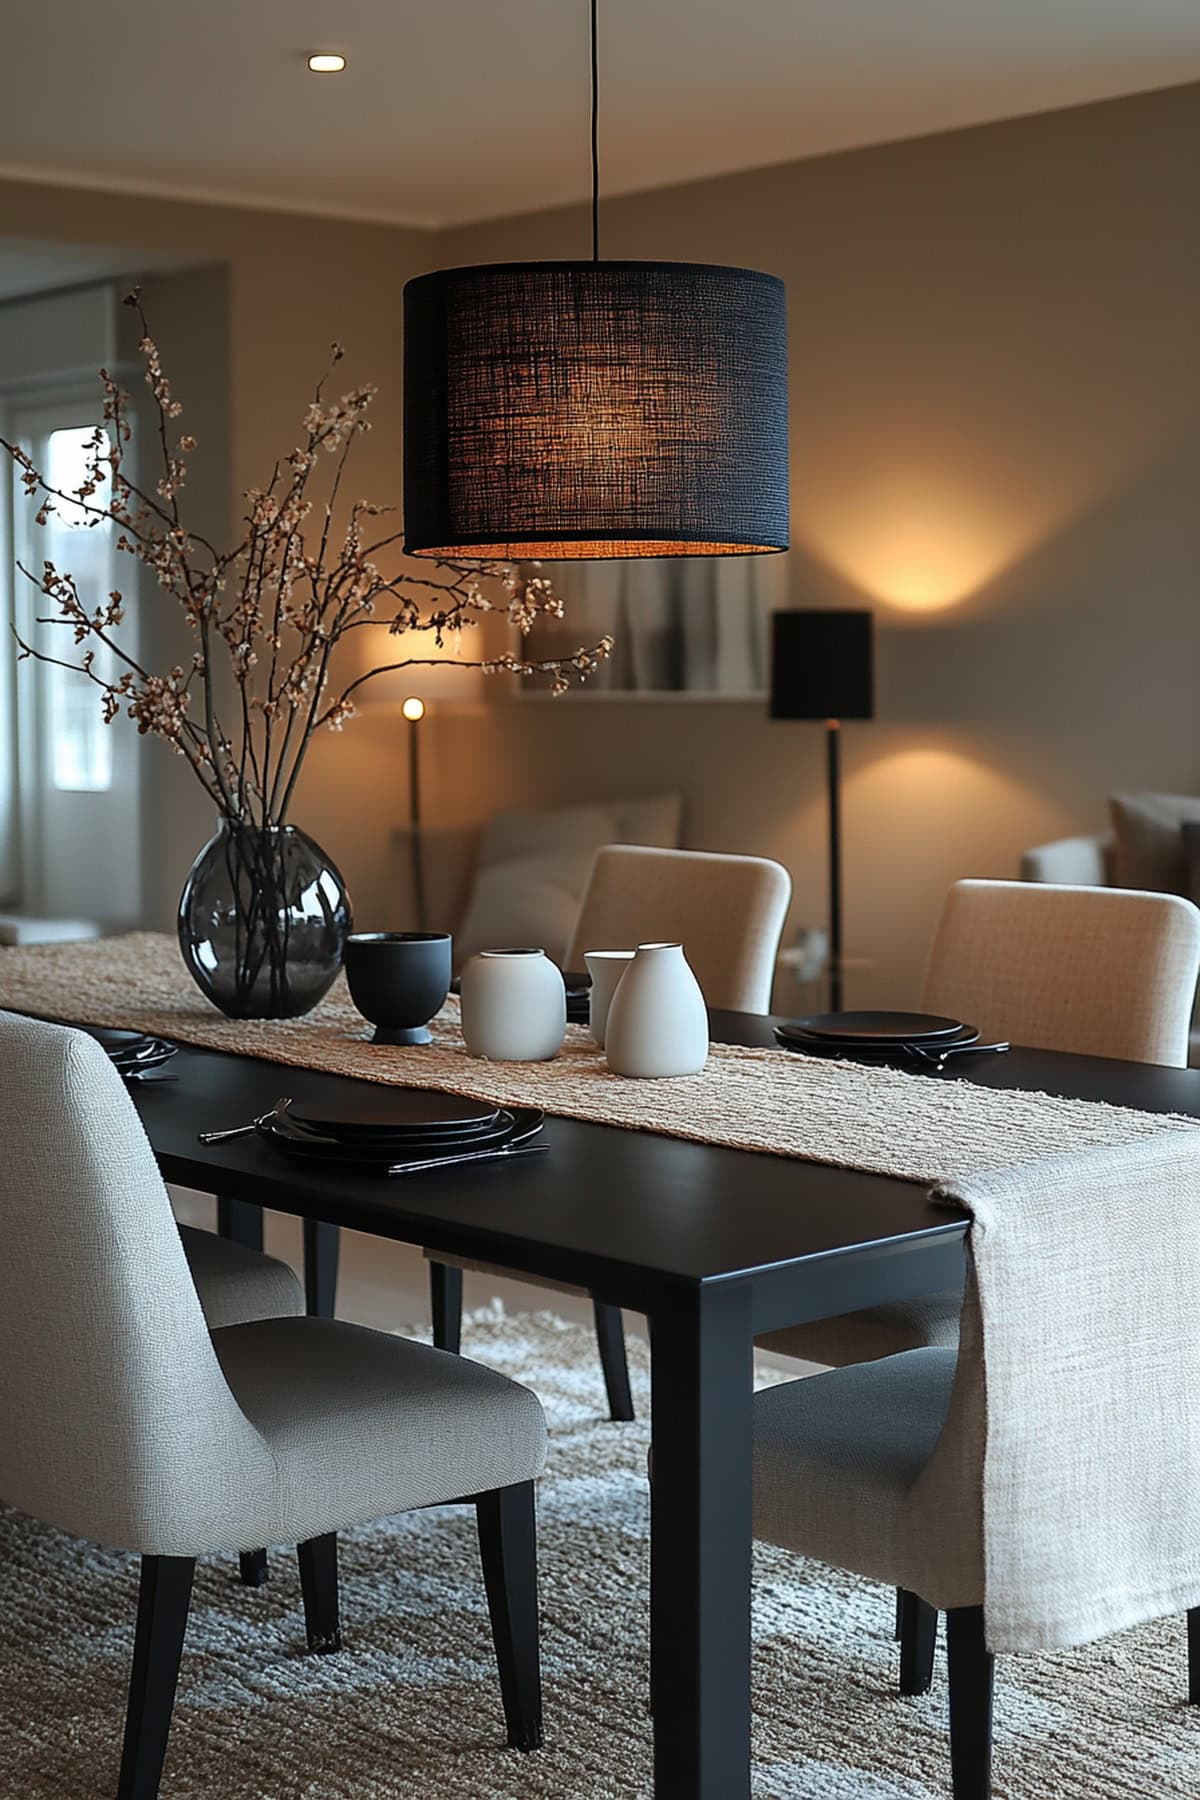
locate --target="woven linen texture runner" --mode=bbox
[0,932,1196,1184]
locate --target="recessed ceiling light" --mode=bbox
[307,53,346,73]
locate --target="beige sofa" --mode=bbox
[1020,835,1114,887]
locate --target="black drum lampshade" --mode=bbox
[770,610,874,721]
[403,260,789,561]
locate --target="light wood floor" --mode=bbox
[171,1186,814,1374]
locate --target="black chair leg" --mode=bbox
[430,1260,464,1354]
[898,1589,938,1695]
[476,1481,543,1751]
[1188,1607,1200,1702]
[117,1555,194,1800]
[238,1549,269,1588]
[946,1605,994,1800]
[593,1300,635,1421]
[303,1219,339,1318]
[297,1533,341,1653]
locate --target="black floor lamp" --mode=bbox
[769,610,874,1012]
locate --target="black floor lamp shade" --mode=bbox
[770,610,874,721]
[403,261,789,560]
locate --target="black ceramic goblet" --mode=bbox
[343,932,452,1045]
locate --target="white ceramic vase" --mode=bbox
[604,942,709,1078]
[460,949,566,1062]
[583,948,635,1048]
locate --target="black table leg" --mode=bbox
[303,1219,340,1318]
[650,1282,754,1799]
[216,1195,263,1251]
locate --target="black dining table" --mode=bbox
[125,1007,1200,1800]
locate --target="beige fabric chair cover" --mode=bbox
[763,879,1200,1367]
[565,844,792,1015]
[0,1012,546,1557]
[755,1131,1200,1652]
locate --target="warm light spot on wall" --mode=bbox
[800,477,1036,614]
[350,625,484,709]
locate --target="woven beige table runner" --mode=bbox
[1,932,1195,1184]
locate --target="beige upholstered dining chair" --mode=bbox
[566,844,793,1014]
[763,879,1200,1373]
[752,1136,1200,1799]
[0,1012,548,1797]
[428,844,793,1421]
[759,877,1200,1691]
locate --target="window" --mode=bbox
[3,393,143,924]
[40,426,116,793]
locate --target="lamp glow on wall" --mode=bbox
[402,1,788,562]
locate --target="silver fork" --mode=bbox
[198,1098,292,1144]
[909,1041,1010,1072]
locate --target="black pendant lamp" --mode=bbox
[403,2,788,561]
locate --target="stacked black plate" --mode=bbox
[256,1088,545,1171]
[775,1011,979,1064]
[83,1024,178,1079]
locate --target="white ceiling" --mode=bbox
[2,0,1199,230]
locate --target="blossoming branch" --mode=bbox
[0,289,613,832]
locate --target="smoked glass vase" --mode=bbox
[178,820,353,1019]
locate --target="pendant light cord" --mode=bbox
[590,0,600,261]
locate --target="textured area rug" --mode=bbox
[1,1309,1199,1800]
[2,932,1197,1183]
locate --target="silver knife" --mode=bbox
[386,1142,548,1176]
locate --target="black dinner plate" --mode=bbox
[277,1114,511,1155]
[85,1026,153,1053]
[782,1010,967,1044]
[775,1023,979,1060]
[83,1027,179,1074]
[257,1105,544,1168]
[288,1090,501,1138]
[113,1044,178,1073]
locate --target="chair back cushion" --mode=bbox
[0,1012,269,1553]
[566,844,792,1014]
[921,879,1200,1066]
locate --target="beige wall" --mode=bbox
[438,81,1200,1002]
[2,81,1199,999]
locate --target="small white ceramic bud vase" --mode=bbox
[584,948,635,1048]
[461,949,567,1062]
[604,942,709,1078]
